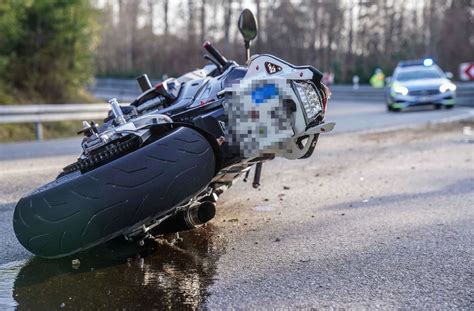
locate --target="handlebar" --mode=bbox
[203,41,229,67]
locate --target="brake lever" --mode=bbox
[204,54,223,73]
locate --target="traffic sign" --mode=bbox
[460,62,474,81]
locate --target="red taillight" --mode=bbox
[321,84,331,112]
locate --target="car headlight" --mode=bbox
[293,81,322,120]
[439,82,456,93]
[392,85,409,96]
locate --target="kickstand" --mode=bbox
[243,169,251,182]
[252,162,263,188]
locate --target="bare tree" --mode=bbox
[200,0,206,43]
[163,0,169,36]
[223,0,233,43]
[94,0,473,82]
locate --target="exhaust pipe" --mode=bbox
[152,201,216,235]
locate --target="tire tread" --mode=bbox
[13,127,215,258]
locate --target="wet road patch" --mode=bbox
[0,225,224,310]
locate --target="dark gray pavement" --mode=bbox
[0,100,473,309]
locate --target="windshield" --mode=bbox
[396,69,443,81]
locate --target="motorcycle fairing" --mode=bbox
[224,78,296,158]
[223,54,331,160]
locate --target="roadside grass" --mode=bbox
[0,90,102,143]
[0,120,103,143]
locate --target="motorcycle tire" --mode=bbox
[13,127,216,258]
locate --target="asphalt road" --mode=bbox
[0,101,473,309]
[207,121,474,309]
[0,100,472,160]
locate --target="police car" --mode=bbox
[386,59,456,112]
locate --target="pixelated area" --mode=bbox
[223,78,296,158]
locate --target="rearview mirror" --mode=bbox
[445,72,454,79]
[238,9,258,43]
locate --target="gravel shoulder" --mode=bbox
[206,120,474,309]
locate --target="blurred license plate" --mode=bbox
[419,96,432,102]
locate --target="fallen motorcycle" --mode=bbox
[13,9,335,258]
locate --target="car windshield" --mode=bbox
[396,69,443,81]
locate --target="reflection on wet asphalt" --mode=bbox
[1,225,223,310]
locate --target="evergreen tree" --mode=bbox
[0,0,98,104]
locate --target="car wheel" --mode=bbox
[445,105,454,109]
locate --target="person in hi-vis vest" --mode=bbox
[370,68,385,88]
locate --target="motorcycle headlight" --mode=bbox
[293,81,322,120]
[439,82,456,93]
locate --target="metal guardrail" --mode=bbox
[1,80,473,141]
[329,83,474,104]
[90,78,474,106]
[0,103,109,140]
